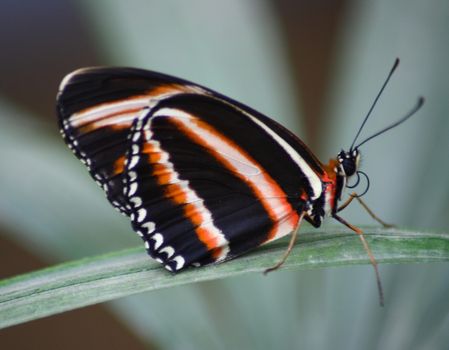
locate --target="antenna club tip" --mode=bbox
[418,96,425,105]
[393,58,400,70]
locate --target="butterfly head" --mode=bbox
[335,148,368,196]
[337,148,360,178]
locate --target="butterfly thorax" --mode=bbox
[305,148,361,228]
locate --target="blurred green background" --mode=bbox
[1,1,448,349]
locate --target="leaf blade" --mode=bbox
[1,227,448,329]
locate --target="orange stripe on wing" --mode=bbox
[69,83,206,131]
[141,142,163,163]
[113,155,126,176]
[79,118,134,134]
[166,113,299,243]
[77,107,142,128]
[70,96,152,127]
[142,128,230,260]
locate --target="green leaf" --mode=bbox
[1,227,448,329]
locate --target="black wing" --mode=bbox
[57,67,325,271]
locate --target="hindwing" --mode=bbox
[123,105,304,270]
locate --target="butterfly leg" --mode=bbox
[333,214,384,306]
[264,214,304,275]
[338,192,394,228]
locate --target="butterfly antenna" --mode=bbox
[350,58,400,151]
[355,97,425,149]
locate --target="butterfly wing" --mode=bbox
[121,93,326,271]
[57,67,205,214]
[57,68,326,271]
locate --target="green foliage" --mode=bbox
[1,227,448,329]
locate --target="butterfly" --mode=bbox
[57,59,423,305]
